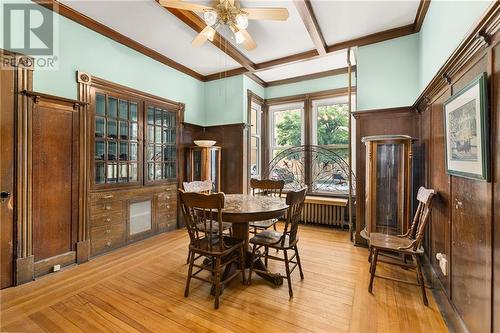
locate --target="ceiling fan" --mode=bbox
[159,0,289,51]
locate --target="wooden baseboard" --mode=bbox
[34,251,76,277]
[422,256,469,333]
[76,240,90,263]
[15,255,34,285]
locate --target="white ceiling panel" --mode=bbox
[255,49,355,82]
[311,0,420,45]
[61,0,241,75]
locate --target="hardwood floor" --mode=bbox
[0,224,448,333]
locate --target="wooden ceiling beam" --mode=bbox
[165,8,256,71]
[254,49,320,71]
[293,0,327,55]
[265,66,356,87]
[414,0,431,32]
[326,24,415,53]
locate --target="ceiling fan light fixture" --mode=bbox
[205,28,216,41]
[234,30,246,44]
[235,13,248,30]
[203,10,218,26]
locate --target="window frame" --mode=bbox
[250,101,262,179]
[261,90,356,197]
[269,102,306,160]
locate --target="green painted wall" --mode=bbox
[356,34,419,111]
[265,74,353,99]
[204,75,244,126]
[243,75,265,123]
[1,1,206,125]
[356,0,493,111]
[418,0,493,92]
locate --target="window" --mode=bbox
[311,96,352,194]
[250,102,262,178]
[263,94,354,196]
[270,102,305,190]
[270,102,304,158]
[312,96,350,157]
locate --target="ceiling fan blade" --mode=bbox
[159,0,212,12]
[243,8,289,21]
[239,29,256,51]
[192,26,215,47]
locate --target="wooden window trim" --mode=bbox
[249,87,356,198]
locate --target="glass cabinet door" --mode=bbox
[145,106,177,182]
[374,143,405,234]
[94,92,139,186]
[210,148,220,192]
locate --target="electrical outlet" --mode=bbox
[53,264,61,272]
[436,253,448,276]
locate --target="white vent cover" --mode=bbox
[130,200,152,235]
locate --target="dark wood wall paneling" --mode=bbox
[351,5,499,331]
[181,122,246,194]
[352,107,420,246]
[413,7,499,331]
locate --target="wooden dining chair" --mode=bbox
[368,186,436,305]
[179,190,246,309]
[182,181,232,264]
[183,180,213,194]
[249,178,285,234]
[247,188,307,298]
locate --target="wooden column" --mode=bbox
[76,71,92,263]
[13,55,35,285]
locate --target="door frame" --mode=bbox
[0,50,34,287]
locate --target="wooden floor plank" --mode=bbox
[1,224,448,333]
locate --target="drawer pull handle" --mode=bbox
[103,194,114,199]
[105,218,111,222]
[106,241,111,247]
[106,229,111,234]
[166,205,170,209]
[104,205,111,210]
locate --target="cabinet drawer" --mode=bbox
[89,192,118,203]
[89,212,123,228]
[90,223,125,256]
[156,215,177,231]
[158,221,177,232]
[157,199,177,213]
[90,200,123,215]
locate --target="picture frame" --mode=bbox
[443,72,489,181]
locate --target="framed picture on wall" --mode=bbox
[443,72,489,181]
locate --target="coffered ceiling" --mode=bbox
[54,0,429,86]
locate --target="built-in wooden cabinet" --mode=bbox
[187,146,221,192]
[88,185,177,256]
[79,72,183,258]
[361,135,414,238]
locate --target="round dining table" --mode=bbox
[220,194,289,286]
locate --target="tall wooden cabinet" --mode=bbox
[79,72,183,258]
[187,146,221,192]
[361,135,415,238]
